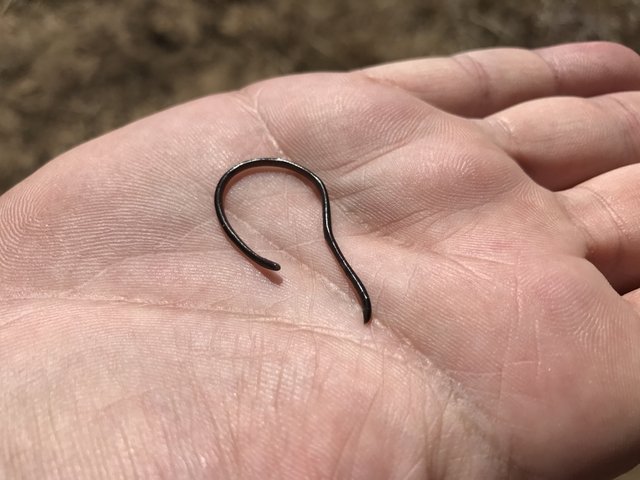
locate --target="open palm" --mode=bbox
[2,42,640,479]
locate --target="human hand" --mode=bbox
[2,42,640,479]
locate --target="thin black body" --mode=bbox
[214,157,372,324]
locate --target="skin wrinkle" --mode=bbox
[232,88,287,160]
[274,366,313,479]
[31,399,62,480]
[442,414,486,476]
[435,384,495,479]
[548,192,592,259]
[434,251,497,285]
[319,130,416,179]
[89,417,112,480]
[450,52,493,105]
[355,69,415,97]
[297,334,322,476]
[527,51,561,100]
[56,250,208,295]
[481,114,517,156]
[331,184,406,234]
[495,276,517,430]
[400,457,426,480]
[601,94,640,161]
[403,263,420,308]
[447,252,516,270]
[0,308,44,332]
[328,182,381,206]
[57,391,151,479]
[45,381,68,480]
[370,262,387,314]
[520,49,559,96]
[327,399,363,478]
[406,212,484,258]
[425,387,444,478]
[339,384,383,479]
[529,288,543,388]
[231,347,248,478]
[117,419,141,479]
[221,365,242,479]
[361,199,444,237]
[1,295,382,352]
[166,219,214,251]
[184,377,221,476]
[573,184,629,269]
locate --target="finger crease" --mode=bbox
[451,53,492,105]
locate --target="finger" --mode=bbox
[558,164,640,291]
[360,42,640,117]
[483,92,640,190]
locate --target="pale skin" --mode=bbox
[1,42,640,479]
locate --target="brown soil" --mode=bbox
[2,0,639,193]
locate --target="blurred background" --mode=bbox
[1,1,640,477]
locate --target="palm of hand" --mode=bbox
[2,43,640,479]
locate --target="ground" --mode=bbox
[1,1,640,477]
